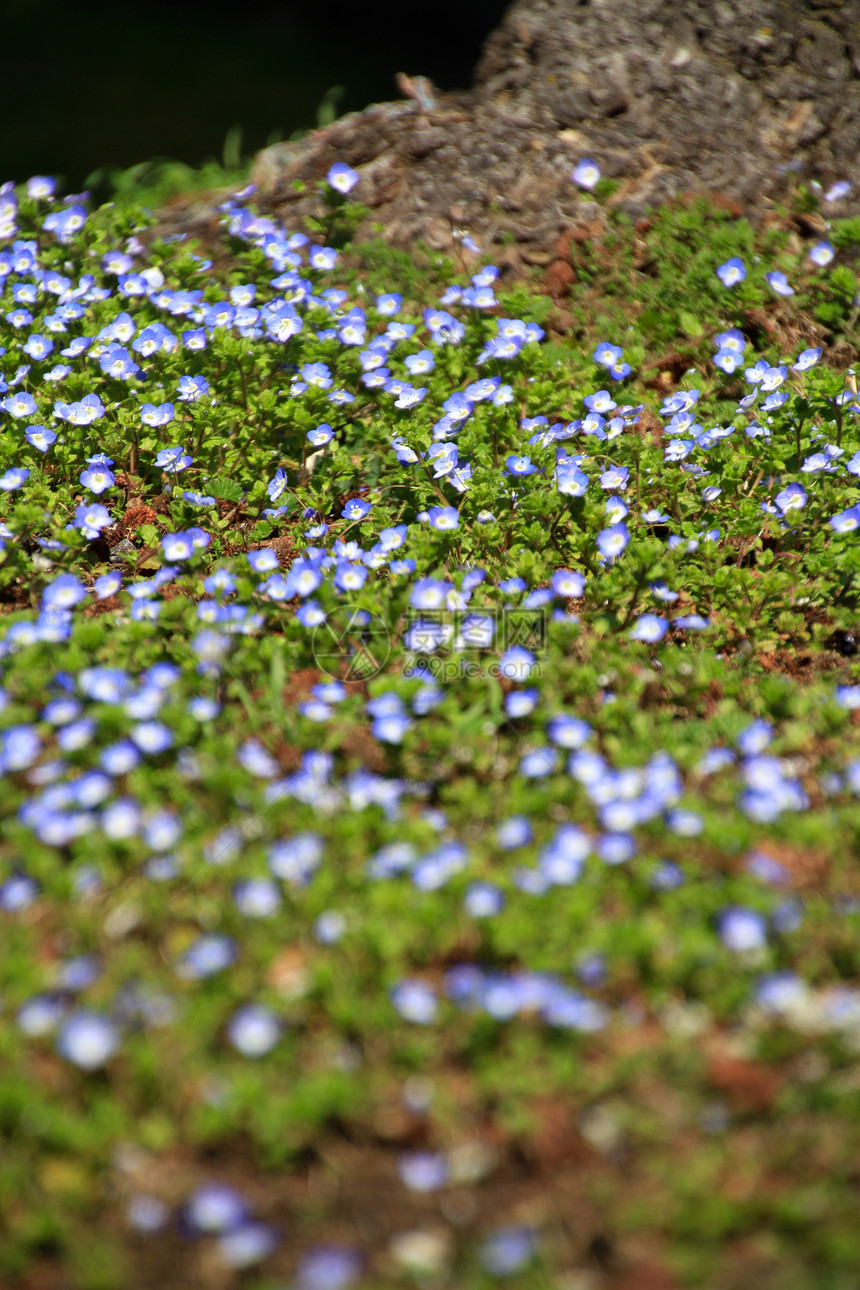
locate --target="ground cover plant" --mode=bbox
[0,162,860,1290]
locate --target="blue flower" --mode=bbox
[216,1223,280,1270]
[830,504,860,533]
[556,464,589,496]
[267,468,288,502]
[246,548,279,573]
[183,1183,248,1235]
[766,270,794,296]
[226,1003,282,1056]
[480,1227,536,1276]
[99,344,140,380]
[596,522,629,560]
[409,574,449,612]
[391,980,438,1024]
[836,685,860,710]
[572,158,601,189]
[376,292,402,316]
[54,393,105,425]
[714,329,746,353]
[74,504,111,538]
[372,711,412,744]
[393,383,426,409]
[102,248,132,274]
[177,374,209,402]
[161,530,209,561]
[504,454,538,477]
[496,816,531,849]
[551,569,585,598]
[716,257,746,287]
[584,388,616,413]
[519,747,559,778]
[398,1152,449,1192]
[2,391,37,418]
[56,1011,119,1069]
[547,714,591,748]
[296,1246,363,1290]
[809,240,835,267]
[774,483,807,514]
[308,423,334,446]
[182,328,207,351]
[629,614,668,642]
[593,341,622,367]
[404,349,435,376]
[714,347,744,374]
[27,175,55,198]
[0,872,39,912]
[599,464,629,491]
[22,333,53,360]
[792,347,822,372]
[427,506,459,531]
[718,907,767,952]
[5,308,33,328]
[341,498,371,521]
[43,204,86,242]
[0,467,30,491]
[505,688,539,718]
[154,445,192,474]
[326,161,360,194]
[498,646,535,681]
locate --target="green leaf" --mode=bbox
[209,478,244,502]
[679,310,704,338]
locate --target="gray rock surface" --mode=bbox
[163,0,860,268]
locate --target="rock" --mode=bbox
[153,0,860,278]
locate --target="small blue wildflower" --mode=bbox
[480,1227,537,1276]
[774,483,807,513]
[0,467,30,491]
[398,1152,449,1192]
[716,257,745,286]
[809,240,835,267]
[766,270,794,296]
[596,521,629,560]
[226,1004,282,1056]
[177,374,209,402]
[714,347,744,374]
[327,161,359,193]
[56,1011,119,1070]
[404,349,435,375]
[830,504,860,533]
[2,391,37,418]
[505,454,538,477]
[296,1246,363,1290]
[376,292,402,315]
[718,907,767,952]
[391,980,438,1024]
[792,347,822,372]
[154,445,192,474]
[629,614,668,642]
[427,506,459,531]
[341,498,371,521]
[572,158,601,189]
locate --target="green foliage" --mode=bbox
[0,175,858,1287]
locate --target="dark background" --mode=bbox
[3,0,509,193]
